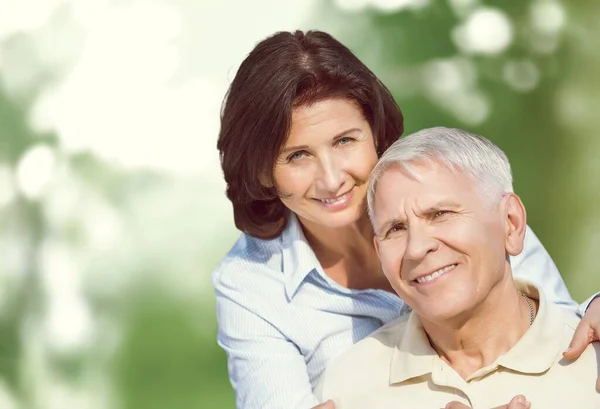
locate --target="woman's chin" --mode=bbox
[299,206,365,230]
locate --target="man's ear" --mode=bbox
[503,193,527,257]
[373,234,380,257]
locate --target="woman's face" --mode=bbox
[272,98,378,230]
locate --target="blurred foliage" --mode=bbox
[113,287,230,409]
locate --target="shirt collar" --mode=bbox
[389,279,565,384]
[495,279,565,374]
[389,312,437,384]
[282,214,322,299]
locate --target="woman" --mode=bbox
[213,30,600,409]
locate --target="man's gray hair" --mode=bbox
[367,126,514,224]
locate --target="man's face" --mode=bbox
[373,160,521,324]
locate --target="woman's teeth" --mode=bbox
[319,192,349,204]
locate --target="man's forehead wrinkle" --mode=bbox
[375,174,426,227]
[393,195,458,224]
[373,161,458,230]
[376,200,406,230]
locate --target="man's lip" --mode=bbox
[410,263,457,282]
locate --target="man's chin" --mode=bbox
[415,303,473,325]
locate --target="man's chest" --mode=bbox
[334,369,600,409]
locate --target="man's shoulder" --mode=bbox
[367,313,412,347]
[317,315,410,397]
[335,313,410,362]
[549,302,598,355]
[545,304,600,403]
[547,302,582,334]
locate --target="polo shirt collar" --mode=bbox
[389,279,564,385]
[389,312,437,384]
[496,280,565,374]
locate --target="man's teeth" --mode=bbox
[416,264,457,284]
[320,192,349,204]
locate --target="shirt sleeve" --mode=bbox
[312,369,331,407]
[216,291,318,409]
[511,225,579,313]
[578,293,600,317]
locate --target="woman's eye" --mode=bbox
[336,137,354,146]
[434,210,450,218]
[288,151,306,162]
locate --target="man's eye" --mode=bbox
[434,210,450,218]
[388,224,405,235]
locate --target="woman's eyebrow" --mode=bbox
[279,127,362,155]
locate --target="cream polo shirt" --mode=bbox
[315,280,600,409]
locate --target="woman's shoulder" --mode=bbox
[212,231,286,292]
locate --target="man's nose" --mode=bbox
[404,223,439,261]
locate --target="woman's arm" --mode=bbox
[512,225,600,314]
[513,225,600,389]
[216,293,318,409]
[510,225,579,310]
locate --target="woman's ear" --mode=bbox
[503,193,527,257]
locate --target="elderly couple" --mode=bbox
[213,30,600,409]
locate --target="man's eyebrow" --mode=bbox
[419,200,462,215]
[376,200,462,235]
[376,217,404,237]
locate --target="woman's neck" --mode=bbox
[298,214,392,292]
[300,214,374,255]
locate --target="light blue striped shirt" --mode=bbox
[213,215,594,409]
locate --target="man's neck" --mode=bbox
[421,277,535,379]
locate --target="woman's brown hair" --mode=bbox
[217,30,404,239]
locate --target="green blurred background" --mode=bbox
[0,0,598,408]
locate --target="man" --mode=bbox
[315,127,600,408]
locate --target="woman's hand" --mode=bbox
[312,400,335,409]
[445,394,530,409]
[563,297,600,389]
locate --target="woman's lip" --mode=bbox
[313,186,354,202]
[313,188,354,210]
[315,190,351,203]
